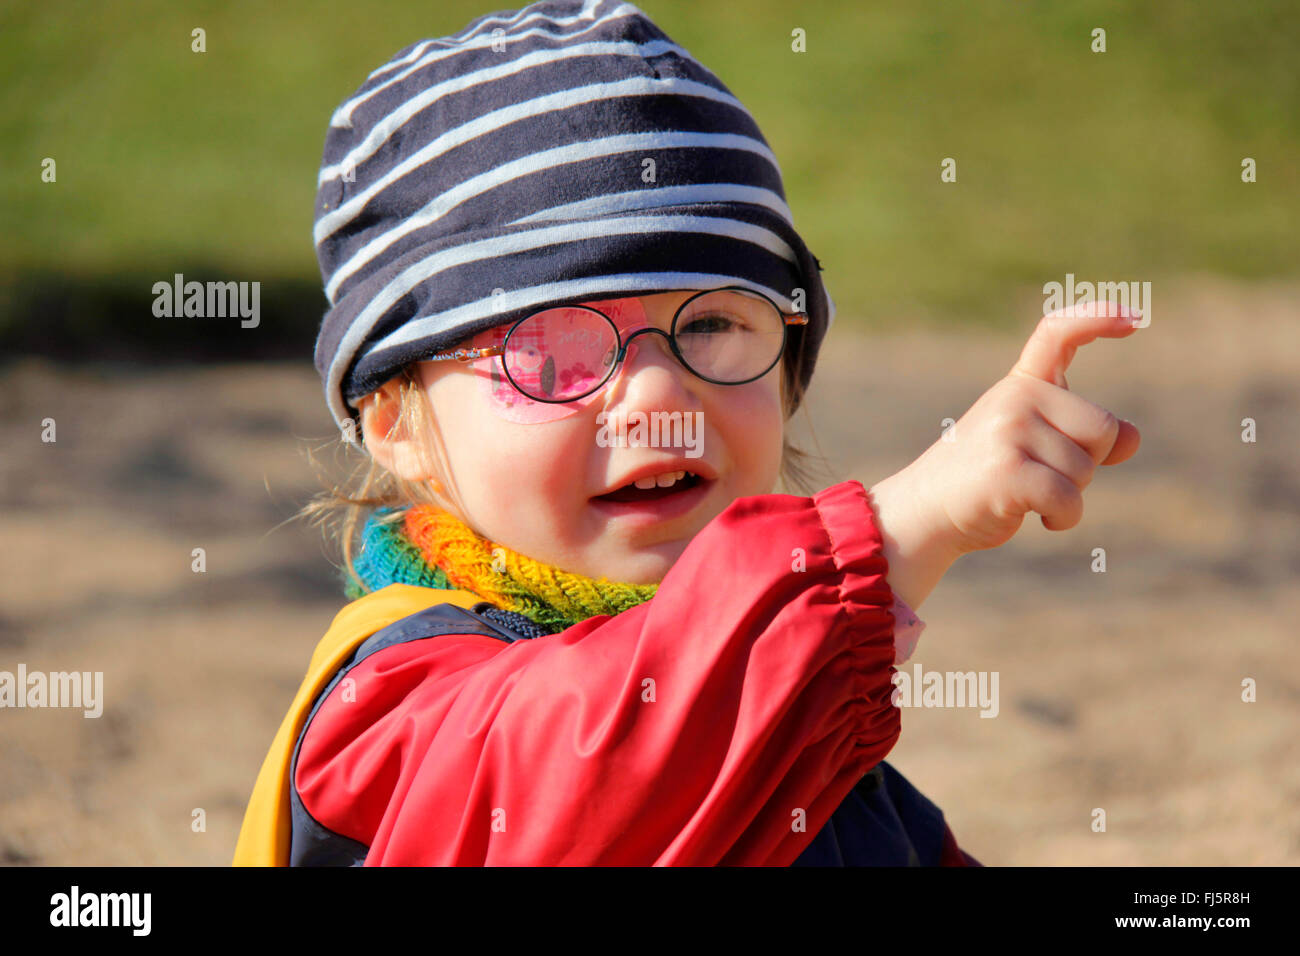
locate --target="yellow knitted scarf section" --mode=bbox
[388,505,660,632]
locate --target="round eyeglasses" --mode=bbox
[427,287,808,403]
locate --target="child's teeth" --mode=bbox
[629,471,688,491]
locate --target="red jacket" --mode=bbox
[291,480,978,865]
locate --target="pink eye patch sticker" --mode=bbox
[476,297,649,424]
[479,340,594,424]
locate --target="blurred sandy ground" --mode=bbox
[0,276,1296,865]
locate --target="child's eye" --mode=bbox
[679,313,741,335]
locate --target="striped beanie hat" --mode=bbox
[312,0,836,431]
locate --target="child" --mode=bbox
[234,0,1140,866]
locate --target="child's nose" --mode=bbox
[603,331,696,404]
[618,326,680,373]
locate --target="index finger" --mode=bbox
[1011,301,1143,389]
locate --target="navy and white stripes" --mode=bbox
[313,0,834,430]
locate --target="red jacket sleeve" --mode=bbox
[295,479,901,865]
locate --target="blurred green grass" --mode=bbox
[1,0,1295,337]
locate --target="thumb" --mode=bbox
[1100,418,1141,465]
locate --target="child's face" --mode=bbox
[407,291,787,584]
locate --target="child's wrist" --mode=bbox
[867,467,963,612]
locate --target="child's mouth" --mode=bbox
[595,472,703,503]
[590,471,712,522]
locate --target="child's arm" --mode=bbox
[866,301,1143,611]
[294,480,901,865]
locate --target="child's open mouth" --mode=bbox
[590,470,712,522]
[595,471,703,502]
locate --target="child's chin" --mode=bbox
[591,541,687,587]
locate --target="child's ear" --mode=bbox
[358,380,433,483]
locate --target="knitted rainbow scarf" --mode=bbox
[346,505,659,634]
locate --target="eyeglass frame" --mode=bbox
[423,286,809,404]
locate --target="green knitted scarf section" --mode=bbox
[345,507,659,634]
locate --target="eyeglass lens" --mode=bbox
[501,289,785,402]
